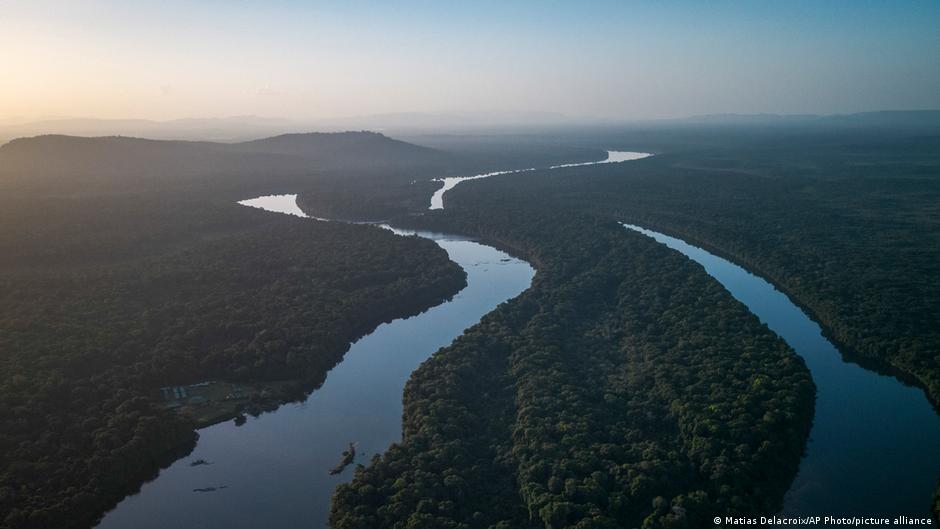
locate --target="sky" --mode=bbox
[2,0,939,122]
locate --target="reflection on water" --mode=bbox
[96,195,534,529]
[623,223,940,517]
[94,159,934,526]
[238,194,329,221]
[429,150,652,210]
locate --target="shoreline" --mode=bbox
[617,214,940,414]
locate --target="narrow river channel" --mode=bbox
[623,224,940,517]
[429,150,652,209]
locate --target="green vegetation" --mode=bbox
[330,208,814,528]
[0,204,465,529]
[0,133,470,529]
[324,123,940,525]
[404,125,940,520]
[296,136,607,221]
[447,128,940,408]
[5,123,936,527]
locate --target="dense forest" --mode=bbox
[393,125,940,519]
[295,138,606,221]
[5,123,937,527]
[0,208,467,529]
[440,128,940,409]
[329,207,815,528]
[311,123,940,525]
[0,132,480,529]
[0,131,608,528]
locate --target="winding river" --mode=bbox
[623,224,940,517]
[96,149,938,527]
[95,200,533,529]
[429,150,652,209]
[96,150,649,529]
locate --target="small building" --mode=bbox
[159,386,188,401]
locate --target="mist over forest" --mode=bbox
[3,1,940,528]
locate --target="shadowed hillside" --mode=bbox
[0,131,453,187]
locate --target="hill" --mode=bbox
[0,131,453,187]
[0,116,296,144]
[232,131,451,168]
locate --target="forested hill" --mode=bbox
[0,131,453,185]
[234,131,451,167]
[0,132,606,224]
[0,135,249,183]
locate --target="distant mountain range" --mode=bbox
[0,116,300,144]
[0,112,573,144]
[1,110,937,148]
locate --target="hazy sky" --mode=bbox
[2,0,939,121]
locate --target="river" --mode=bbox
[429,150,652,209]
[96,149,937,526]
[623,224,940,517]
[94,197,533,529]
[96,150,651,528]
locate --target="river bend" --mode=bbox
[94,150,938,526]
[623,223,940,517]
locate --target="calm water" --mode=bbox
[96,151,935,525]
[99,151,652,528]
[623,224,940,517]
[429,150,652,209]
[96,195,534,529]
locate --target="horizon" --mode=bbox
[4,108,940,126]
[3,1,940,122]
[3,3,940,528]
[2,108,939,146]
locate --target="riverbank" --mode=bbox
[160,380,306,429]
[333,206,815,527]
[94,195,535,529]
[619,214,940,414]
[621,223,940,519]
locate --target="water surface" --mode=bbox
[92,150,932,527]
[96,195,534,529]
[623,223,940,517]
[429,150,651,209]
[99,150,652,529]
